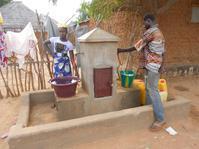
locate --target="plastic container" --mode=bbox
[159,91,168,102]
[158,79,167,92]
[133,79,168,105]
[49,76,80,98]
[120,70,136,88]
[158,79,168,102]
[133,79,146,105]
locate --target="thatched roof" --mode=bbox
[0,1,40,31]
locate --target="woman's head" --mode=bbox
[59,27,68,40]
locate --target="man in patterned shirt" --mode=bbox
[118,14,166,131]
[139,14,166,131]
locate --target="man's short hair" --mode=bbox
[144,14,156,22]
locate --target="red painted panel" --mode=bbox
[94,67,113,98]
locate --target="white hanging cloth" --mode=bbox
[5,22,37,68]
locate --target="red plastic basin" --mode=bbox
[49,76,80,98]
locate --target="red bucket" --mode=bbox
[49,76,80,98]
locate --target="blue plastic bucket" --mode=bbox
[120,70,135,88]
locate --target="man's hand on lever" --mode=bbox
[117,46,137,54]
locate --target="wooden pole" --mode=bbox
[35,46,43,89]
[36,10,46,89]
[32,59,41,90]
[14,63,20,96]
[28,63,31,91]
[24,64,28,91]
[18,68,24,92]
[10,65,17,97]
[6,66,9,97]
[29,63,35,91]
[0,68,15,97]
[0,90,3,99]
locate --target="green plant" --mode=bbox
[0,0,12,7]
[76,1,91,23]
[89,0,125,21]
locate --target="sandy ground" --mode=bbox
[0,76,199,149]
[0,97,20,149]
[28,101,58,126]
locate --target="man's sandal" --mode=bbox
[150,121,166,132]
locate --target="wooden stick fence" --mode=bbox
[0,10,56,99]
[0,16,54,99]
[0,59,53,99]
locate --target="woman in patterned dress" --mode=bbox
[44,25,79,78]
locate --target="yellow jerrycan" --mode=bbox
[133,79,146,105]
[158,79,168,102]
[134,79,168,105]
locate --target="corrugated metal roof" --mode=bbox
[0,1,40,30]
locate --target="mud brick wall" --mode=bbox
[158,0,199,65]
[166,64,199,77]
[87,0,199,69]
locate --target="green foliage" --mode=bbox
[76,1,91,23]
[0,0,12,7]
[76,0,126,23]
[89,0,125,21]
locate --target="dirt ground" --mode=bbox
[28,101,59,126]
[0,76,199,149]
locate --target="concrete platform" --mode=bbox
[56,87,140,120]
[8,90,190,149]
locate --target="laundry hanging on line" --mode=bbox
[0,12,7,68]
[0,28,7,68]
[5,22,37,68]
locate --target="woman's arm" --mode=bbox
[69,51,79,78]
[44,40,54,56]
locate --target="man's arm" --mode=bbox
[44,40,54,56]
[117,46,136,54]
